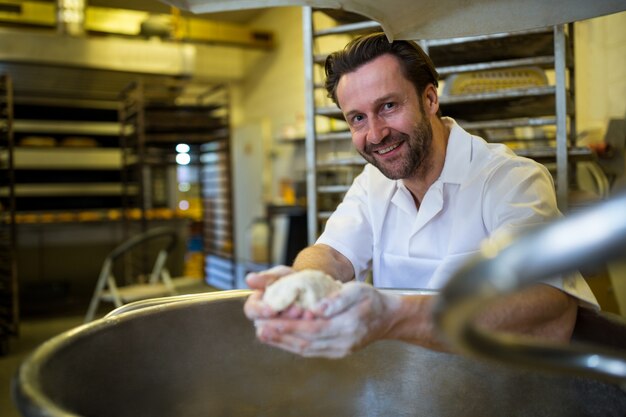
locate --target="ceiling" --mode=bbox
[0,1,271,102]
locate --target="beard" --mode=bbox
[358,116,433,180]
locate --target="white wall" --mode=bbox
[575,11,626,141]
[229,7,305,274]
[575,11,626,315]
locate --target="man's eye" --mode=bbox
[383,102,395,110]
[352,115,364,123]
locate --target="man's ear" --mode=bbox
[423,84,439,116]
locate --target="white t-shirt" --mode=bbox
[317,118,598,307]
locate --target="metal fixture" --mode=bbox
[436,193,626,385]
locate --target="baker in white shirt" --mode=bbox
[244,32,598,358]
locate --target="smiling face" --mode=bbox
[336,54,434,181]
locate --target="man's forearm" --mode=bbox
[474,284,578,342]
[385,294,452,351]
[292,244,355,282]
[383,285,577,353]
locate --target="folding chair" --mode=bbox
[85,227,188,322]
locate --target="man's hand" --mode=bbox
[245,265,295,290]
[253,282,401,358]
[243,265,295,320]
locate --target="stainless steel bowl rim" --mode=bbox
[15,288,438,417]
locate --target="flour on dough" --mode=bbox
[263,269,342,312]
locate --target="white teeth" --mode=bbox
[376,143,400,155]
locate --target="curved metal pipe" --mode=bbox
[434,192,626,385]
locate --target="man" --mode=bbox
[244,33,598,358]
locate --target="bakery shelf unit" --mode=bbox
[303,8,585,241]
[119,81,236,288]
[0,64,196,224]
[0,73,18,355]
[7,96,122,215]
[0,64,201,316]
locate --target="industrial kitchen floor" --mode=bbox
[1,313,84,417]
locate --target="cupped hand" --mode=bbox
[245,265,295,290]
[254,282,401,358]
[243,265,301,320]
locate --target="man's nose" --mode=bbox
[366,116,389,144]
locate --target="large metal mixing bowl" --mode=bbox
[13,290,626,417]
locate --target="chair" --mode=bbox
[85,227,196,322]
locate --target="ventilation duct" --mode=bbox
[164,0,626,40]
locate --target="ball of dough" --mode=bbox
[263,269,342,312]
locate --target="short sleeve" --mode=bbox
[316,169,374,281]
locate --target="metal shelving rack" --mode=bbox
[303,8,584,242]
[422,25,582,211]
[0,74,18,355]
[119,80,148,236]
[119,81,236,288]
[197,85,236,288]
[303,8,375,241]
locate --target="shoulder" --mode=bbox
[466,137,553,188]
[486,145,554,191]
[480,151,559,231]
[445,121,540,185]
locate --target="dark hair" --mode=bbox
[324,32,439,107]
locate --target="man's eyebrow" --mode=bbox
[343,94,401,120]
[344,109,360,120]
[373,94,398,105]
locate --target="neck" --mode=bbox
[403,117,450,205]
